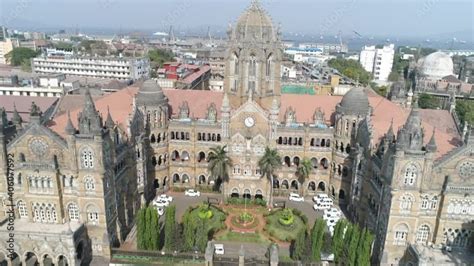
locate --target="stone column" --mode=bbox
[205,241,214,266]
[238,245,245,266]
[269,244,279,266]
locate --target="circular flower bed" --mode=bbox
[278,208,295,226]
[239,212,253,224]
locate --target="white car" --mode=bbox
[312,193,329,203]
[288,193,304,202]
[157,207,165,216]
[153,199,169,208]
[313,202,332,210]
[324,208,341,217]
[157,194,173,203]
[184,189,201,197]
[326,217,340,227]
[214,244,225,255]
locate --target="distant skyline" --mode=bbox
[1,0,473,41]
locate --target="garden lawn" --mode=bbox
[216,230,271,244]
[265,209,307,242]
[189,205,227,235]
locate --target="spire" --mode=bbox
[105,106,115,128]
[65,111,76,135]
[386,119,394,141]
[222,93,230,108]
[78,89,103,135]
[426,128,437,153]
[12,103,22,126]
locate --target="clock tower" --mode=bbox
[224,0,283,110]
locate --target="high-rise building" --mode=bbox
[360,44,395,82]
[0,38,14,64]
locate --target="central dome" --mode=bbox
[234,0,275,41]
[337,87,371,116]
[418,51,454,80]
[136,79,167,106]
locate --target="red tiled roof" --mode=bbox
[49,87,139,137]
[0,95,58,122]
[182,65,211,84]
[281,93,461,158]
[163,89,223,119]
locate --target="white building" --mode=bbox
[32,55,150,81]
[0,38,14,64]
[359,44,395,82]
[0,74,78,97]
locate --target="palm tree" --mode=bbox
[207,145,232,196]
[258,147,281,208]
[296,158,313,196]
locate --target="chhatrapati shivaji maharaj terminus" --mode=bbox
[0,1,472,265]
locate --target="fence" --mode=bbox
[111,248,205,264]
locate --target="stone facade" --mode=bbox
[0,1,472,265]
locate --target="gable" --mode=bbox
[7,122,67,152]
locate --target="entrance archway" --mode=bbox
[243,189,251,199]
[163,176,168,187]
[290,180,299,190]
[43,254,53,266]
[308,181,316,191]
[273,178,280,189]
[339,189,346,200]
[181,174,190,184]
[172,174,180,183]
[281,180,289,189]
[153,179,160,189]
[25,252,38,265]
[317,181,326,192]
[57,255,68,266]
[255,189,263,200]
[231,188,239,198]
[198,175,206,185]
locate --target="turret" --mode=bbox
[12,104,22,130]
[105,106,115,129]
[65,111,76,135]
[221,93,231,138]
[426,128,437,153]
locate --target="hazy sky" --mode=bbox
[1,0,473,40]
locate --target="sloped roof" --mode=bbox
[0,95,58,122]
[163,89,223,119]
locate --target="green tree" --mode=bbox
[356,228,375,266]
[54,42,74,50]
[456,100,474,125]
[332,219,348,263]
[149,206,160,250]
[137,208,146,250]
[164,205,177,252]
[5,47,39,68]
[328,58,372,85]
[346,224,361,266]
[195,217,208,252]
[296,158,313,196]
[418,93,440,109]
[291,229,307,261]
[310,219,326,261]
[145,206,154,249]
[208,145,233,195]
[182,210,196,251]
[148,48,175,69]
[258,147,281,208]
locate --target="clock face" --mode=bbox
[244,117,255,128]
[29,137,49,157]
[458,161,473,180]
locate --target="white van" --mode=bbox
[214,244,225,255]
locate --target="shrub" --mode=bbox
[278,208,295,226]
[197,204,213,219]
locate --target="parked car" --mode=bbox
[326,217,340,227]
[157,194,173,202]
[324,208,341,217]
[288,193,304,202]
[214,244,225,255]
[153,199,169,207]
[157,207,165,216]
[184,189,201,197]
[312,193,329,203]
[313,202,332,210]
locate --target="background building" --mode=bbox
[360,44,395,82]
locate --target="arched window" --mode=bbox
[84,176,95,191]
[421,196,430,209]
[68,203,80,221]
[181,151,190,161]
[416,225,430,243]
[403,164,418,186]
[394,224,409,245]
[18,201,28,218]
[266,54,273,77]
[87,205,99,223]
[400,194,413,211]
[249,55,257,76]
[80,147,94,169]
